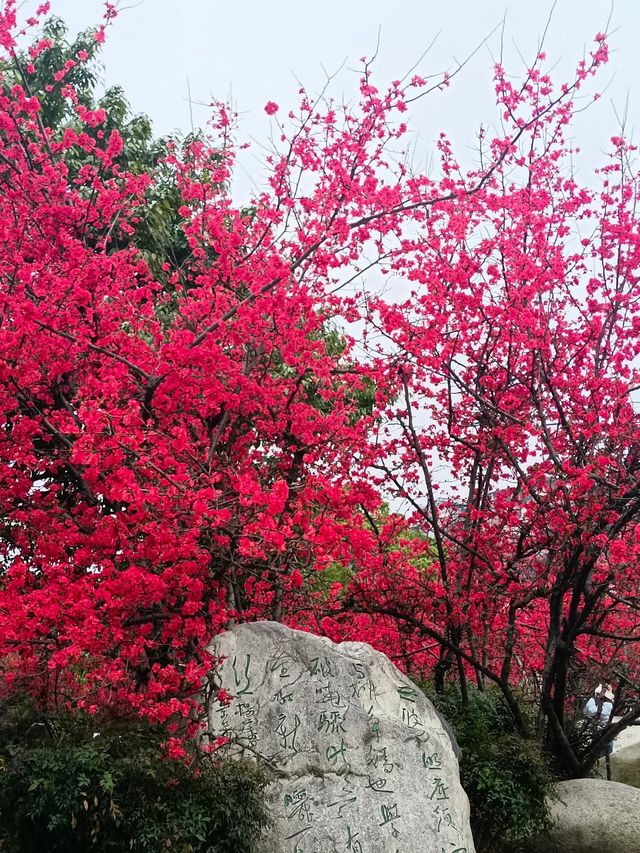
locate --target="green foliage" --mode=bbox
[5,17,102,129]
[312,560,356,598]
[264,320,377,424]
[0,699,270,853]
[423,684,555,853]
[3,17,191,280]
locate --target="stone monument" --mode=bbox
[207,621,475,853]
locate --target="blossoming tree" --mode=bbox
[0,1,638,776]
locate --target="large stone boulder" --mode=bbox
[611,739,640,788]
[207,621,475,853]
[525,779,640,853]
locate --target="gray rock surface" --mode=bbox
[611,740,640,788]
[611,717,640,753]
[525,779,640,853]
[207,621,475,853]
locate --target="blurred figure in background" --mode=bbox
[584,683,615,779]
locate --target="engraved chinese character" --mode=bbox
[273,686,294,705]
[317,709,347,735]
[402,706,423,729]
[327,779,357,817]
[366,703,380,737]
[285,825,311,852]
[267,651,302,684]
[350,678,377,701]
[346,825,363,852]
[326,737,349,770]
[351,662,367,680]
[397,685,417,702]
[276,713,301,752]
[433,804,455,832]
[379,803,401,825]
[232,654,253,696]
[309,656,336,678]
[379,803,401,837]
[218,706,234,738]
[268,649,294,678]
[422,751,443,770]
[268,650,304,688]
[235,718,258,749]
[366,744,394,773]
[315,681,344,707]
[429,777,450,801]
[367,776,395,794]
[284,789,313,823]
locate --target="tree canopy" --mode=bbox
[0,0,638,782]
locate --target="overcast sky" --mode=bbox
[42,1,640,198]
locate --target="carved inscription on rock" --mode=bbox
[208,621,475,853]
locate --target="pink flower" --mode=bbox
[166,737,186,760]
[290,569,304,589]
[264,101,279,116]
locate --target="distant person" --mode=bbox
[584,683,614,729]
[584,683,615,778]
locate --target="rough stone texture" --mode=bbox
[524,779,640,853]
[611,718,640,753]
[207,621,475,853]
[610,740,640,788]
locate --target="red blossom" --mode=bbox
[0,4,637,775]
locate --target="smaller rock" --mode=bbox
[611,717,640,753]
[610,740,640,789]
[524,779,640,853]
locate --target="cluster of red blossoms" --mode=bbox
[0,3,638,771]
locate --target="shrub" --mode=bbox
[423,684,555,853]
[0,698,270,852]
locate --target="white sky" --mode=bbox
[43,0,640,201]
